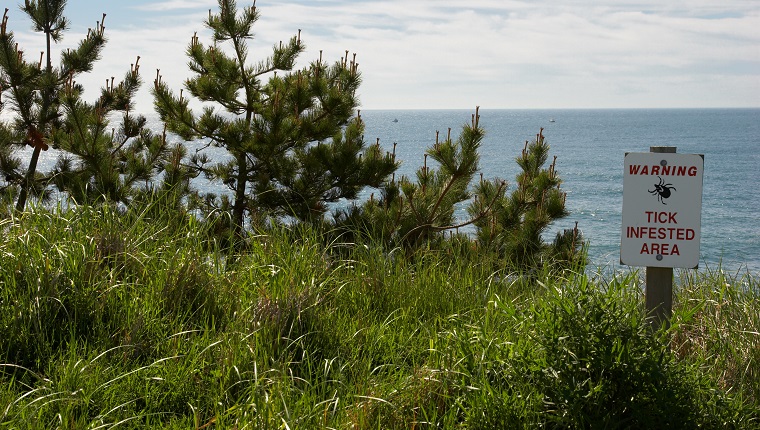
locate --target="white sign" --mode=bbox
[620,152,704,268]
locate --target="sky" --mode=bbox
[4,0,759,112]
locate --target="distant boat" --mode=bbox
[393,118,399,123]
[549,118,555,123]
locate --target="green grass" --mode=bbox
[1,204,758,429]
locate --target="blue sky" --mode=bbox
[4,0,759,112]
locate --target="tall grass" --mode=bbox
[673,266,760,405]
[1,203,758,428]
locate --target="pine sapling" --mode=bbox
[470,128,584,270]
[51,56,175,205]
[153,0,396,238]
[0,3,168,210]
[339,107,503,247]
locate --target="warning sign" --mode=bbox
[620,152,704,268]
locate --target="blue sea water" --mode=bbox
[15,108,760,274]
[357,108,760,275]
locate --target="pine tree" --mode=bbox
[50,56,176,206]
[0,72,18,209]
[1,1,85,210]
[337,113,583,271]
[337,107,501,246]
[153,0,396,236]
[0,2,170,211]
[469,128,584,269]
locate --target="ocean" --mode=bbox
[357,108,760,275]
[12,108,760,274]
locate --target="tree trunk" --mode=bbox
[231,152,248,238]
[15,146,42,212]
[16,21,54,212]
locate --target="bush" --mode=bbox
[458,273,755,429]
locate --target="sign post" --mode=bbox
[621,146,704,329]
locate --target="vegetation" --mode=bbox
[335,109,583,268]
[0,1,175,212]
[471,128,583,270]
[153,0,397,238]
[1,1,758,428]
[336,109,494,247]
[0,204,758,428]
[2,0,580,265]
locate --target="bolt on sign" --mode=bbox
[621,152,704,268]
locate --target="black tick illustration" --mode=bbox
[649,176,676,204]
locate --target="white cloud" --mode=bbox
[131,0,217,12]
[2,0,759,110]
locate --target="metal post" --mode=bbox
[646,146,676,330]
